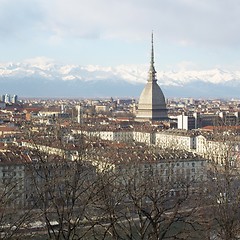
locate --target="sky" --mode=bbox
[1,0,240,71]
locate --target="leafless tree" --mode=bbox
[24,123,102,239]
[1,120,214,239]
[90,145,205,240]
[196,128,240,240]
[0,157,34,239]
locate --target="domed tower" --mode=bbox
[135,34,168,122]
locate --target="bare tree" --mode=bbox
[2,120,214,239]
[90,144,206,240]
[10,122,101,239]
[196,128,240,240]
[0,154,34,240]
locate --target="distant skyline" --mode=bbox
[1,0,240,70]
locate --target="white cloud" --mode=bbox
[1,0,237,48]
[1,0,240,71]
[33,0,240,48]
[0,0,44,40]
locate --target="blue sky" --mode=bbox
[1,0,240,71]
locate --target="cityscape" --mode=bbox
[1,0,240,239]
[0,38,239,239]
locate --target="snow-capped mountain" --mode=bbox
[0,59,239,98]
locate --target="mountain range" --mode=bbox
[0,60,239,99]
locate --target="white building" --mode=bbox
[177,114,189,130]
[133,131,153,145]
[196,134,240,166]
[155,130,196,151]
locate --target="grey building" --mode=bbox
[136,34,168,122]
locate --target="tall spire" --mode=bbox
[151,32,154,66]
[148,32,157,82]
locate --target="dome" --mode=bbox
[138,81,166,109]
[135,34,168,122]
